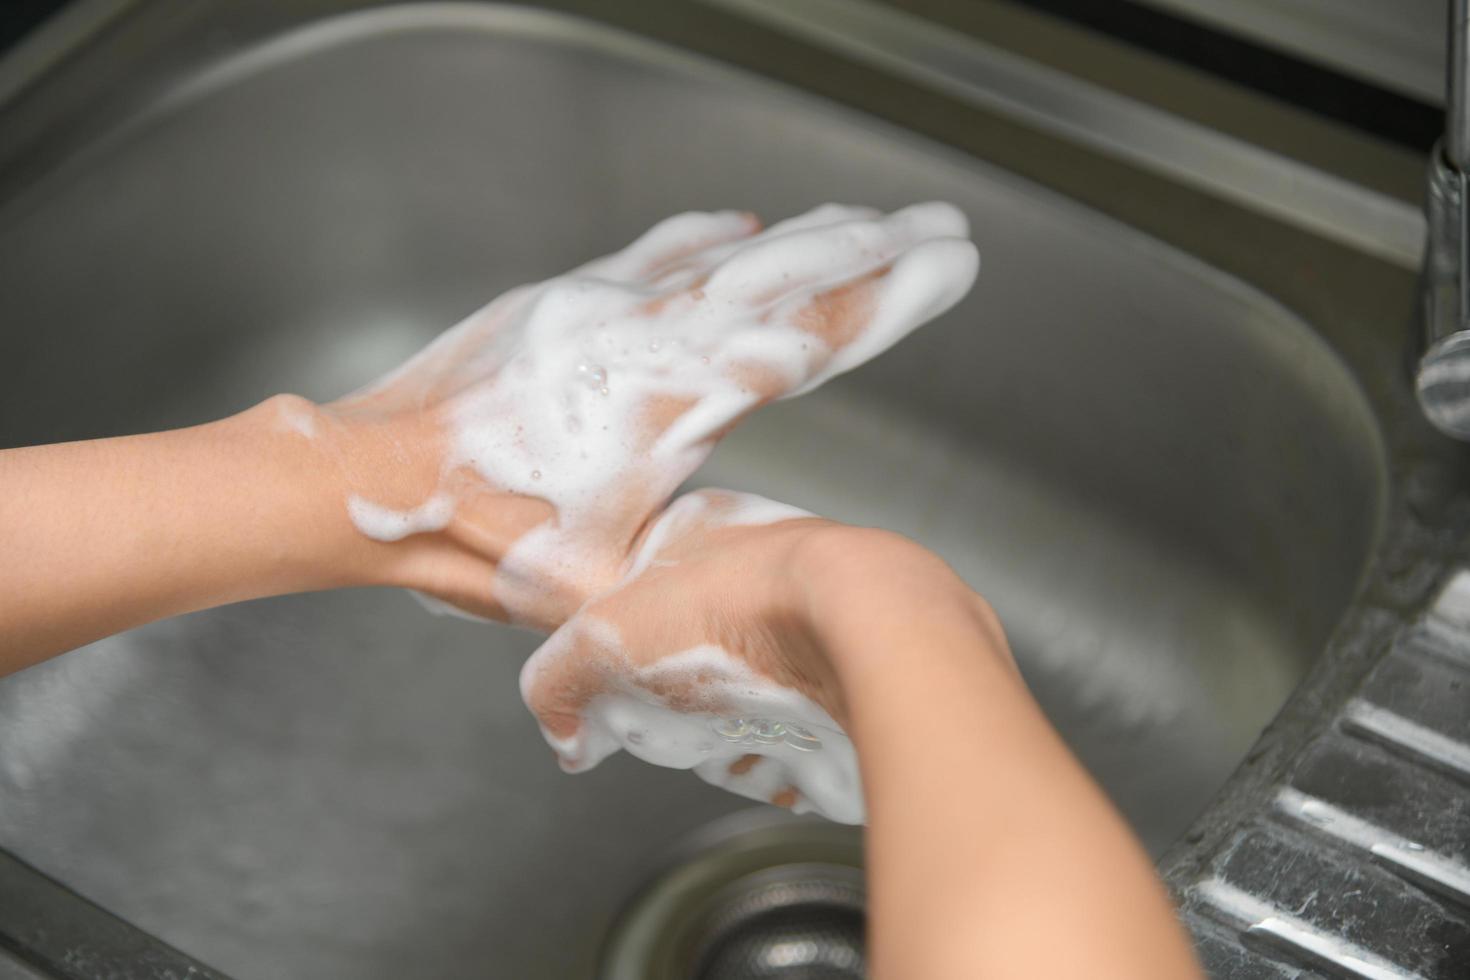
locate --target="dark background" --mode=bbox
[0,0,1445,152]
[1002,0,1440,152]
[1,0,65,51]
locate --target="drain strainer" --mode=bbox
[598,810,866,980]
[690,865,865,979]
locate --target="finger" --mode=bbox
[890,199,969,239]
[645,385,761,459]
[519,624,618,771]
[649,205,883,287]
[786,236,979,398]
[789,263,889,352]
[619,490,718,579]
[574,210,760,282]
[703,201,968,307]
[656,262,904,441]
[758,202,882,238]
[695,204,877,295]
[697,490,816,529]
[694,751,794,810]
[640,212,763,280]
[704,218,889,307]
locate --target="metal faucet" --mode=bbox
[1416,0,1470,438]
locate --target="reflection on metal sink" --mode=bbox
[0,5,1383,979]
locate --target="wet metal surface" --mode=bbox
[0,3,1429,979]
[1183,571,1470,978]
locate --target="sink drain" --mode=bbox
[690,865,865,979]
[598,811,866,980]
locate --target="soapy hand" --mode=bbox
[519,489,868,823]
[322,203,978,629]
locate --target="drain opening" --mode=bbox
[691,866,865,980]
[598,811,866,980]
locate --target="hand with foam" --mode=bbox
[318,203,979,629]
[521,491,1207,980]
[0,197,1205,980]
[519,489,866,823]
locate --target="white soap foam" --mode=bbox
[520,489,864,824]
[343,202,977,622]
[524,625,864,825]
[276,399,318,438]
[409,590,497,624]
[346,493,453,542]
[453,202,976,617]
[344,203,979,820]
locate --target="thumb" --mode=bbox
[519,620,620,773]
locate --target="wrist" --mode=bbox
[790,525,1013,703]
[226,394,405,593]
[250,394,559,619]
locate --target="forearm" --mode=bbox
[0,396,477,671]
[803,533,1203,980]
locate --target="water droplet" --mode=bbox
[751,719,785,744]
[531,470,541,481]
[599,386,609,396]
[648,339,662,353]
[576,362,608,391]
[1404,841,1426,852]
[626,730,644,745]
[700,355,711,365]
[712,718,751,741]
[784,725,823,752]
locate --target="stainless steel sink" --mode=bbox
[0,4,1388,979]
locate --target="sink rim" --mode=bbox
[0,2,1450,979]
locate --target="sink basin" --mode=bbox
[0,6,1385,979]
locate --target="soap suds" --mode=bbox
[454,202,976,619]
[524,626,864,824]
[344,202,975,622]
[346,493,453,542]
[276,399,318,438]
[343,203,979,820]
[409,590,497,624]
[520,489,864,824]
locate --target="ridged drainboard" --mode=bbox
[1185,571,1470,978]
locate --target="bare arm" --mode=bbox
[0,201,1192,976]
[1,400,340,668]
[0,395,535,672]
[806,532,1203,980]
[522,499,1205,980]
[1,202,972,667]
